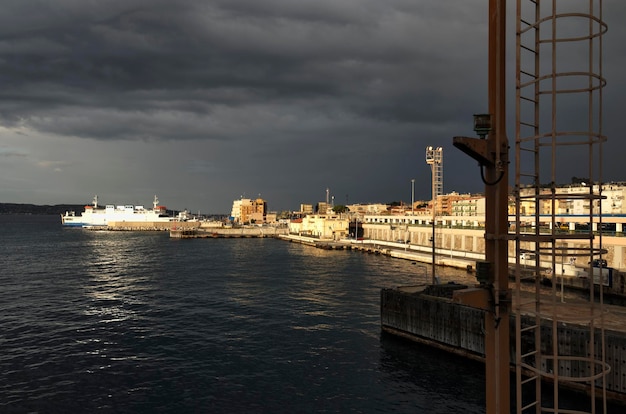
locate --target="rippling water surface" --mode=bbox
[1,215,491,413]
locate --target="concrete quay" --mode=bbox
[280,234,626,304]
[280,234,477,267]
[170,226,289,238]
[99,221,198,231]
[381,286,626,405]
[95,221,291,239]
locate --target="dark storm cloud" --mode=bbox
[0,0,623,212]
[0,0,485,142]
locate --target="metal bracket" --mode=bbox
[453,136,493,166]
[452,288,492,311]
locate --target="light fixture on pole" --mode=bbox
[411,178,415,215]
[473,113,493,138]
[426,146,443,285]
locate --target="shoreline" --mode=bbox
[279,234,626,305]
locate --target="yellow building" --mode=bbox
[288,214,349,240]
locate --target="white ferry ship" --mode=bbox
[61,195,176,227]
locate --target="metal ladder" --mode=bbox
[514,0,609,412]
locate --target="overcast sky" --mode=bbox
[1,1,624,214]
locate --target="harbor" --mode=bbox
[54,137,626,411]
[3,0,624,411]
[280,233,626,406]
[42,194,626,409]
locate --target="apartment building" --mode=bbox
[230,197,267,224]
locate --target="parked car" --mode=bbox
[589,259,608,267]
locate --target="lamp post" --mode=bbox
[561,247,565,303]
[431,175,436,284]
[411,179,415,215]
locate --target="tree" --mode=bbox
[571,176,589,185]
[332,205,347,214]
[277,210,291,219]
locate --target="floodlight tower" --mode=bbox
[426,146,443,285]
[425,146,443,198]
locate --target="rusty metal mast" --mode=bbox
[483,0,510,411]
[452,0,510,412]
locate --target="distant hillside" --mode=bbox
[0,203,85,215]
[0,203,186,217]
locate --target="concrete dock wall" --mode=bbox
[171,226,289,238]
[106,221,184,231]
[381,288,486,358]
[381,287,486,357]
[380,288,626,402]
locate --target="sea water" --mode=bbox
[1,215,611,413]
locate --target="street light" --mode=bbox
[560,247,566,303]
[411,178,415,215]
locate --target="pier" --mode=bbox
[279,234,626,300]
[170,226,288,239]
[380,285,626,405]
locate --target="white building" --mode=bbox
[347,203,389,215]
[230,199,243,222]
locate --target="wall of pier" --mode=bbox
[380,288,626,403]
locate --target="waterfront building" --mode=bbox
[451,195,486,216]
[347,203,389,216]
[300,204,314,214]
[292,182,626,232]
[230,197,267,224]
[230,199,243,222]
[265,212,277,224]
[515,182,626,216]
[388,204,411,215]
[288,214,348,240]
[434,192,478,216]
[316,202,330,214]
[604,183,626,215]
